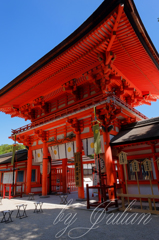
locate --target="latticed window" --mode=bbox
[17,171,24,182]
[31,169,36,182]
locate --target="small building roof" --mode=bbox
[0,149,27,165]
[110,117,159,146]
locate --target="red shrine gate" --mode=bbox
[0,0,159,201]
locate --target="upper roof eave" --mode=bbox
[0,0,158,97]
[124,0,159,69]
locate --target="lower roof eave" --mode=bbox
[110,136,159,148]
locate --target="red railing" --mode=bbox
[3,183,23,199]
[86,183,118,210]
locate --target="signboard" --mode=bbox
[93,171,99,186]
[40,162,51,175]
[74,152,82,187]
[143,159,152,172]
[94,154,106,173]
[99,154,106,173]
[118,151,128,165]
[131,160,140,172]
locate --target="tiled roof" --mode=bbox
[110,117,159,146]
[0,149,27,164]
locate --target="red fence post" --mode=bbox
[98,187,101,202]
[86,184,90,209]
[9,184,11,199]
[21,184,22,198]
[3,184,6,199]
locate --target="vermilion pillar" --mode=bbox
[102,128,115,199]
[42,141,48,196]
[76,132,85,199]
[26,147,32,194]
[62,158,67,193]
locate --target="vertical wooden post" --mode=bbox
[76,132,84,199]
[3,184,6,199]
[148,198,152,211]
[21,184,22,198]
[103,185,107,203]
[121,165,126,193]
[86,184,90,209]
[114,183,118,207]
[62,158,67,193]
[135,172,142,209]
[9,184,11,199]
[98,187,101,202]
[102,128,115,199]
[42,141,48,196]
[123,164,129,204]
[121,196,125,209]
[149,171,156,210]
[26,147,32,194]
[98,154,103,202]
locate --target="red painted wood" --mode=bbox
[62,158,67,193]
[26,148,32,194]
[42,141,48,196]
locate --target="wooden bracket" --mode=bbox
[62,79,80,100]
[66,118,84,134]
[96,101,121,126]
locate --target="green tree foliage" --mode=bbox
[0,144,26,155]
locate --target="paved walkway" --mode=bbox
[0,193,159,240]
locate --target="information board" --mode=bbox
[74,152,82,187]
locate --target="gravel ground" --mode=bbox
[0,193,159,240]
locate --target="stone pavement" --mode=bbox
[0,193,159,240]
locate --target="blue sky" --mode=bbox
[0,0,159,145]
